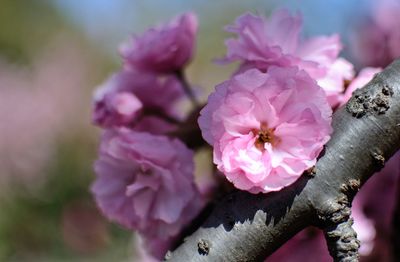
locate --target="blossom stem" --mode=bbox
[168,106,206,149]
[175,70,200,108]
[143,107,181,124]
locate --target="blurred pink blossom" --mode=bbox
[120,12,197,74]
[91,128,204,258]
[352,200,376,256]
[222,10,354,107]
[198,67,332,193]
[0,41,92,191]
[352,153,400,261]
[92,70,184,131]
[93,90,143,128]
[266,228,330,262]
[351,0,400,67]
[373,0,400,60]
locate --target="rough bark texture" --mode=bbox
[324,217,360,261]
[166,60,400,262]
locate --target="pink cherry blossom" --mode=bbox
[374,0,400,30]
[317,58,355,107]
[198,67,332,193]
[92,70,183,130]
[120,12,197,74]
[91,128,204,241]
[340,67,382,106]
[93,90,142,128]
[222,10,354,108]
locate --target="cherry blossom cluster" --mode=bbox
[90,8,399,261]
[91,13,205,260]
[200,9,355,194]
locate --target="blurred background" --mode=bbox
[0,0,381,261]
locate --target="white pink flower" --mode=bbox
[198,67,332,193]
[318,58,355,107]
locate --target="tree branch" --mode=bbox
[166,60,400,262]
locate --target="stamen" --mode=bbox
[343,79,352,90]
[140,165,153,176]
[253,123,276,151]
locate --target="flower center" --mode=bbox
[139,165,153,176]
[253,123,276,151]
[343,79,352,90]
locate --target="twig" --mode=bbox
[175,70,200,108]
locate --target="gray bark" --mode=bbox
[166,60,400,262]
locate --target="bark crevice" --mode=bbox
[324,215,360,262]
